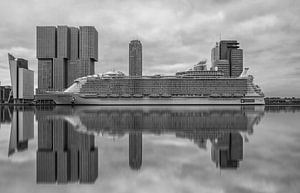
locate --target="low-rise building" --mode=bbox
[0,85,12,104]
[8,54,34,104]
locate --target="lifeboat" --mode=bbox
[133,94,143,98]
[121,94,131,98]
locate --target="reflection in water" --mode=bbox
[264,105,300,113]
[0,106,12,124]
[42,106,264,172]
[129,132,142,170]
[211,133,243,169]
[36,117,98,183]
[2,105,267,184]
[8,107,34,156]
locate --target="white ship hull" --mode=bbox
[51,94,265,105]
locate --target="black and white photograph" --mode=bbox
[0,0,299,192]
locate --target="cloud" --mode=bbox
[1,109,300,192]
[0,0,299,96]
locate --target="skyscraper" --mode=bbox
[36,26,98,93]
[230,48,243,77]
[211,42,219,70]
[129,40,142,77]
[214,60,230,77]
[211,40,243,77]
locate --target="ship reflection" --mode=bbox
[38,106,264,172]
[2,105,266,184]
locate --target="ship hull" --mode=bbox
[51,94,265,105]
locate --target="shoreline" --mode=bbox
[1,103,300,106]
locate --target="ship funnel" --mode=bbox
[241,67,249,77]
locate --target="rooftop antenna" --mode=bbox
[112,64,115,72]
[219,32,222,41]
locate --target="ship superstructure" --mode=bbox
[52,60,264,105]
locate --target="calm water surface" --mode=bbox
[0,105,299,193]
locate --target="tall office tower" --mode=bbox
[69,27,79,60]
[57,26,69,58]
[129,40,142,77]
[79,26,98,61]
[68,27,79,85]
[214,60,230,77]
[8,54,34,103]
[230,49,243,77]
[37,119,98,183]
[69,26,98,84]
[129,132,142,170]
[36,26,98,93]
[211,42,219,70]
[211,40,243,77]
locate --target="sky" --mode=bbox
[0,0,299,97]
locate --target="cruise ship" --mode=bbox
[49,61,265,105]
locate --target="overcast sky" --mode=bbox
[0,0,299,96]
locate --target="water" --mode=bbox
[0,105,299,193]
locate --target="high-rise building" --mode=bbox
[38,59,53,89]
[69,27,79,60]
[8,54,34,103]
[36,26,98,93]
[129,40,142,77]
[79,26,98,60]
[57,26,69,59]
[214,60,230,77]
[230,49,243,77]
[211,40,243,77]
[36,26,56,59]
[211,42,219,70]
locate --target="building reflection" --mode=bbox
[8,107,34,156]
[211,133,243,169]
[0,106,12,124]
[4,105,265,181]
[129,132,142,170]
[175,130,244,170]
[38,106,264,171]
[36,117,98,184]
